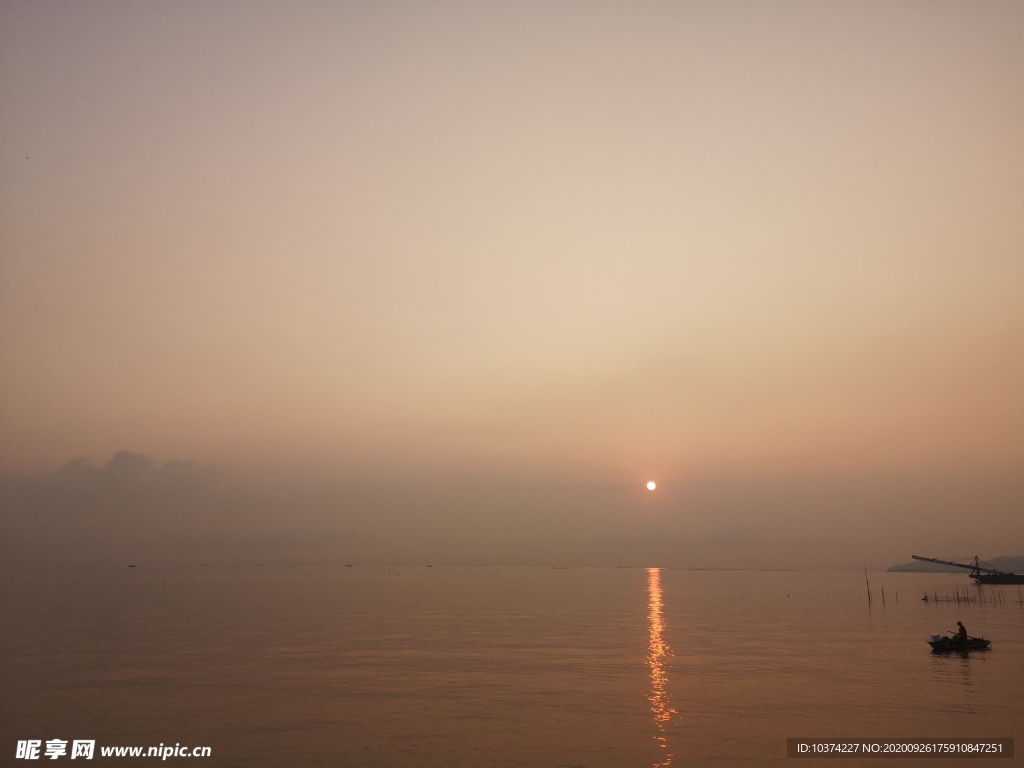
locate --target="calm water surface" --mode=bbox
[2,566,1022,766]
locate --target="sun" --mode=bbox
[647,481,657,491]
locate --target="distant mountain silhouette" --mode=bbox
[888,555,1024,573]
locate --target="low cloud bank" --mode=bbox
[2,452,1022,570]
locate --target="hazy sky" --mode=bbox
[2,1,1022,567]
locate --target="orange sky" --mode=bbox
[2,1,1022,566]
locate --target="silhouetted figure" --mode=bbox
[956,621,968,640]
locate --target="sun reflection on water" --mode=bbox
[646,567,677,767]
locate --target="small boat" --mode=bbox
[928,633,991,652]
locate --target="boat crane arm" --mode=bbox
[911,555,1007,576]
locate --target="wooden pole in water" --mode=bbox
[864,567,872,605]
[881,585,886,605]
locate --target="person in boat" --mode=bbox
[956,621,968,640]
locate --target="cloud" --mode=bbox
[0,452,225,565]
[2,451,1022,569]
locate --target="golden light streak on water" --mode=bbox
[646,567,677,767]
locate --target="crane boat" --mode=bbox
[911,555,1024,585]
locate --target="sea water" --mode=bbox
[2,566,1022,766]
